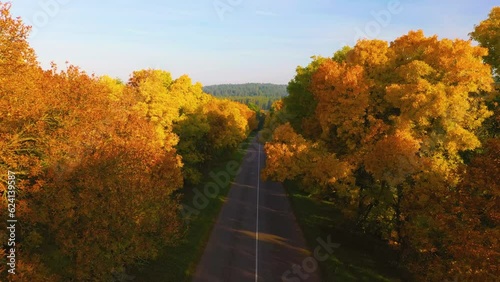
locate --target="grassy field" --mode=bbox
[131,133,256,281]
[284,181,409,282]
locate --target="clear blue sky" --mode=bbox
[9,0,498,85]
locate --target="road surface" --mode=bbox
[193,137,321,282]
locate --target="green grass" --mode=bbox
[284,180,408,282]
[130,133,256,282]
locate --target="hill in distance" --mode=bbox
[203,83,288,110]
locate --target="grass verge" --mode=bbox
[284,180,408,282]
[130,132,256,281]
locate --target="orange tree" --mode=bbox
[0,3,184,280]
[263,30,496,279]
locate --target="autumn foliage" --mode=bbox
[0,3,256,280]
[263,23,499,280]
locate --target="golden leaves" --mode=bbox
[0,3,257,279]
[263,123,352,193]
[311,60,370,151]
[347,39,390,69]
[264,28,498,280]
[364,130,420,186]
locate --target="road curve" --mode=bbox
[192,137,321,282]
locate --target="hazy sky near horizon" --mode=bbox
[9,0,498,85]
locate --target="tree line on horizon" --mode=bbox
[203,83,288,110]
[262,7,499,281]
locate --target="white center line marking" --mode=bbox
[255,142,261,282]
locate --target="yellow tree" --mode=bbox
[201,99,245,152]
[169,74,211,115]
[98,75,125,101]
[263,123,354,201]
[127,69,177,144]
[173,90,256,184]
[363,32,493,261]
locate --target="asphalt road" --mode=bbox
[192,137,321,282]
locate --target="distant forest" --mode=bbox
[203,83,288,110]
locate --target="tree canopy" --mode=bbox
[263,28,499,280]
[0,3,256,280]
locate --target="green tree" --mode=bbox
[470,6,500,78]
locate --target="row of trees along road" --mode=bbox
[0,2,257,281]
[262,7,499,281]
